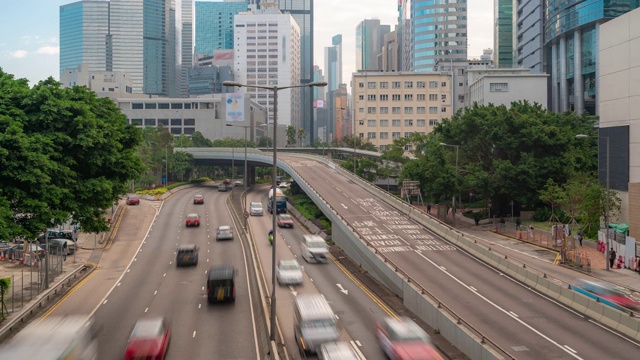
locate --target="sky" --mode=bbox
[0,0,493,88]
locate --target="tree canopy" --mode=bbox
[0,69,143,238]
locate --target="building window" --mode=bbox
[359,120,365,125]
[441,94,446,100]
[380,82,388,88]
[158,119,169,126]
[429,81,438,88]
[392,81,401,88]
[392,94,401,101]
[367,82,376,89]
[392,132,401,139]
[404,94,413,101]
[380,120,389,127]
[392,119,401,126]
[380,107,389,114]
[171,103,183,109]
[417,81,426,88]
[367,107,376,114]
[404,107,413,114]
[417,119,426,126]
[184,128,195,135]
[441,107,446,112]
[359,108,364,113]
[392,107,401,114]
[144,119,156,126]
[171,119,182,126]
[380,145,388,151]
[159,103,170,109]
[367,94,376,101]
[404,132,412,138]
[458,94,465,101]
[417,107,426,113]
[404,81,413,88]
[358,82,364,88]
[170,128,182,135]
[429,119,439,126]
[367,132,376,139]
[359,95,364,100]
[380,132,389,139]
[417,94,425,101]
[458,69,464,75]
[489,83,509,92]
[145,103,157,109]
[429,107,438,114]
[380,94,389,101]
[132,103,144,109]
[404,119,413,126]
[368,120,376,126]
[184,118,195,126]
[429,94,437,101]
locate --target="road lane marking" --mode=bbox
[154,290,157,295]
[103,300,108,304]
[39,268,99,321]
[145,307,148,313]
[415,251,584,359]
[117,283,121,287]
[198,304,201,309]
[163,273,166,277]
[564,345,577,353]
[193,331,197,338]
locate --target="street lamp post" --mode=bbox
[576,134,611,270]
[223,80,327,343]
[227,124,250,228]
[439,142,460,227]
[165,145,169,186]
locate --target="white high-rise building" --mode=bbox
[234,5,301,128]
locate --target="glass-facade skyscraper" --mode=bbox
[410,0,467,71]
[494,0,513,68]
[355,19,390,71]
[194,0,248,56]
[514,0,544,73]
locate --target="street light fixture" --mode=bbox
[576,133,611,270]
[223,80,327,343]
[227,123,251,229]
[439,142,460,227]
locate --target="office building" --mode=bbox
[381,29,399,72]
[545,0,639,114]
[465,68,548,108]
[352,72,453,151]
[410,0,467,72]
[355,19,390,71]
[60,64,134,100]
[234,6,301,130]
[187,66,234,95]
[494,0,514,68]
[194,0,248,57]
[514,0,544,73]
[59,1,110,75]
[598,9,638,235]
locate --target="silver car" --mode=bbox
[250,201,264,216]
[216,225,234,241]
[276,260,304,285]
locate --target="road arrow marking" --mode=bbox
[289,286,297,296]
[341,204,348,209]
[337,284,348,295]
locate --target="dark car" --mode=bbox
[185,213,200,227]
[126,195,140,205]
[176,244,199,267]
[277,214,294,228]
[6,244,46,259]
[37,229,73,242]
[124,317,170,360]
[207,266,235,303]
[193,195,204,204]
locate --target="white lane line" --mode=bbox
[414,251,583,359]
[144,307,148,313]
[469,286,477,291]
[564,345,577,353]
[134,258,137,261]
[154,290,157,295]
[127,269,130,273]
[102,300,108,305]
[117,283,121,287]
[198,304,201,309]
[351,341,366,359]
[588,319,640,346]
[163,273,166,277]
[509,311,519,318]
[192,331,197,338]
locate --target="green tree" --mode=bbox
[297,128,305,147]
[189,131,213,147]
[172,151,194,181]
[173,134,192,148]
[539,179,567,223]
[286,125,296,146]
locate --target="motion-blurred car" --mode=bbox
[278,182,290,189]
[376,317,442,360]
[277,214,294,228]
[574,279,640,311]
[319,341,363,360]
[185,213,200,227]
[250,201,263,216]
[126,195,140,205]
[193,195,204,204]
[46,239,76,255]
[176,244,198,267]
[234,180,243,187]
[216,225,233,241]
[276,259,303,285]
[123,317,170,360]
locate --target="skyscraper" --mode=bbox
[355,19,390,71]
[410,0,467,71]
[325,34,342,143]
[194,0,248,56]
[514,0,544,73]
[59,1,110,76]
[494,0,514,68]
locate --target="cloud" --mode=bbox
[37,46,59,55]
[10,50,28,59]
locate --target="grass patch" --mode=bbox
[289,193,331,231]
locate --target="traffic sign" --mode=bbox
[243,211,249,219]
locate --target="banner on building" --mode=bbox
[226,93,244,122]
[315,100,324,108]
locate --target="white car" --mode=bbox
[276,260,304,285]
[250,201,264,216]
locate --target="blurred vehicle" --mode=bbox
[176,244,199,267]
[6,243,46,258]
[123,316,170,360]
[185,213,200,227]
[301,234,328,263]
[294,294,340,354]
[268,188,287,214]
[376,317,442,360]
[193,194,204,204]
[216,225,234,241]
[319,341,363,360]
[207,265,235,303]
[0,315,98,360]
[218,179,232,192]
[574,279,640,311]
[126,195,140,205]
[250,201,264,216]
[277,214,294,228]
[46,239,75,255]
[277,259,304,285]
[278,182,290,189]
[234,180,243,187]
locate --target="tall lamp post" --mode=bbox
[439,142,460,227]
[576,134,611,270]
[227,124,251,227]
[223,80,327,343]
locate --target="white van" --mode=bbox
[301,234,329,263]
[294,294,340,355]
[319,341,362,360]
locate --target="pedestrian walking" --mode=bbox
[426,204,431,214]
[609,248,617,269]
[62,241,68,261]
[577,230,584,246]
[515,217,521,231]
[528,224,534,240]
[474,213,480,226]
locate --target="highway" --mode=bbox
[282,155,640,359]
